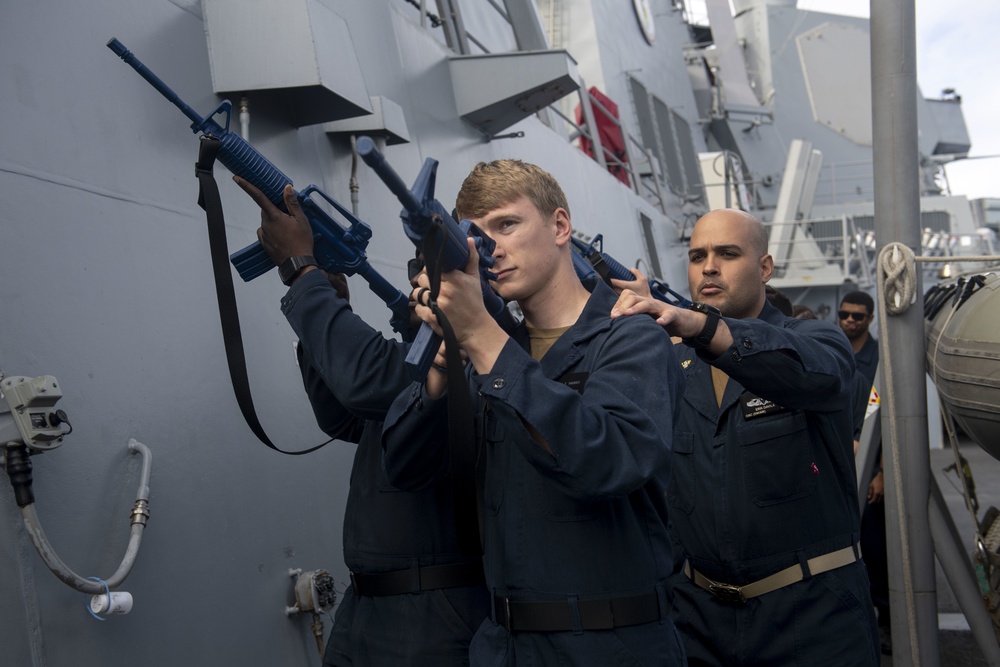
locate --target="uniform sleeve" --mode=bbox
[379,381,452,491]
[281,269,414,420]
[475,315,681,500]
[296,343,365,444]
[711,317,856,412]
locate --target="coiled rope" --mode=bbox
[878,242,917,315]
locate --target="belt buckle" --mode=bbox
[708,582,746,605]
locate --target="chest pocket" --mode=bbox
[482,407,506,515]
[738,409,817,507]
[353,437,402,493]
[667,432,695,514]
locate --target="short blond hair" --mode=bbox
[455,160,569,220]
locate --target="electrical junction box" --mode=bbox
[0,376,66,450]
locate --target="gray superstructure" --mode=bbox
[1,1,992,665]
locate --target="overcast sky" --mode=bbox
[796,0,1000,201]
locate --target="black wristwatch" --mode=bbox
[278,255,318,286]
[681,301,722,350]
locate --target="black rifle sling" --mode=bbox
[422,224,483,555]
[195,136,329,456]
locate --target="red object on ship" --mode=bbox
[575,86,630,186]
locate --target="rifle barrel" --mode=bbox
[355,136,424,217]
[107,38,206,128]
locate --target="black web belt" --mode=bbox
[491,589,664,632]
[349,561,484,597]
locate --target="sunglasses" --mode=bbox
[838,311,868,322]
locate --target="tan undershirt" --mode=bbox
[711,366,729,407]
[526,325,571,361]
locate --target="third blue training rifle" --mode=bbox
[571,235,691,308]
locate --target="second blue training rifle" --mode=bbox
[106,38,414,340]
[354,136,517,379]
[571,235,692,308]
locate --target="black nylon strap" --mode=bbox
[587,253,614,285]
[421,222,482,556]
[195,136,328,456]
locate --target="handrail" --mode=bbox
[765,215,877,286]
[816,158,876,206]
[550,86,668,213]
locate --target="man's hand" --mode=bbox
[610,266,651,298]
[233,177,314,267]
[420,339,469,400]
[611,289,685,331]
[410,238,507,374]
[611,289,733,353]
[412,238,493,345]
[409,281,468,399]
[867,470,884,504]
[328,273,350,302]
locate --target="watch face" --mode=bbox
[633,0,655,45]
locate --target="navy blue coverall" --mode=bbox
[283,269,488,666]
[668,301,880,666]
[854,334,879,392]
[382,282,687,666]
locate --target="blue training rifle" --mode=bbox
[354,136,517,379]
[571,235,692,308]
[106,38,415,340]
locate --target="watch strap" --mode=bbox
[681,301,721,350]
[279,255,318,286]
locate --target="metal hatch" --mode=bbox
[324,96,411,146]
[449,50,580,137]
[203,0,372,127]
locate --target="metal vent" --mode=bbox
[638,211,664,278]
[628,75,704,203]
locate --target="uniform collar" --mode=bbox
[514,281,617,378]
[756,300,787,324]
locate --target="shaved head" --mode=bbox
[687,209,774,319]
[702,209,769,255]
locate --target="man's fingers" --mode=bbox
[233,175,272,209]
[611,289,644,316]
[282,184,302,217]
[329,273,350,301]
[610,275,651,298]
[464,237,480,275]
